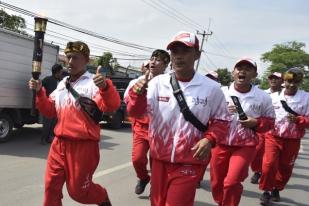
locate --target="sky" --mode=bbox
[1,0,309,76]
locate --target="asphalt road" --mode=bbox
[0,124,308,206]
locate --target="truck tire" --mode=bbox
[0,114,13,143]
[110,111,123,129]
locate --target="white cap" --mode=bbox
[234,57,257,69]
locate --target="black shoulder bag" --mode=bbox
[170,72,208,132]
[65,79,102,123]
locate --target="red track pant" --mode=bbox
[150,159,204,206]
[210,144,256,206]
[251,134,265,173]
[43,137,108,206]
[132,131,150,181]
[259,134,300,191]
[198,154,211,182]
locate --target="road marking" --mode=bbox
[93,162,132,179]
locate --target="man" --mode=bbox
[126,31,230,206]
[28,41,120,206]
[265,72,284,94]
[210,58,275,206]
[259,68,309,205]
[250,72,283,184]
[40,63,63,144]
[124,49,170,195]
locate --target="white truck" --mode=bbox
[0,28,59,142]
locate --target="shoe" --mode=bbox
[135,179,150,195]
[196,181,201,188]
[250,172,261,184]
[100,196,112,206]
[260,191,271,206]
[271,188,280,202]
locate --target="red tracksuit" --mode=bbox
[125,76,151,182]
[127,72,230,206]
[210,84,275,206]
[259,89,309,192]
[36,72,120,206]
[130,117,151,181]
[250,133,265,173]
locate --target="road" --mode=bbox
[0,124,308,206]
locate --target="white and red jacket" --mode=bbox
[36,71,120,141]
[221,83,275,146]
[127,71,230,165]
[270,89,309,139]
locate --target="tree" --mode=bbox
[0,9,26,34]
[216,68,232,86]
[96,52,115,76]
[260,41,309,91]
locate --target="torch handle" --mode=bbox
[31,89,37,116]
[31,17,47,116]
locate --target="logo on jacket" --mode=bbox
[192,97,207,107]
[249,104,261,113]
[158,96,170,102]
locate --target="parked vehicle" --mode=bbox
[101,76,133,129]
[0,28,59,142]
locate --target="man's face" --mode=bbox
[54,70,63,80]
[169,43,200,73]
[232,63,257,86]
[268,76,283,88]
[148,56,167,76]
[66,52,89,76]
[284,79,301,95]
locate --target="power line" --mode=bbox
[156,0,205,30]
[25,22,150,58]
[196,30,213,71]
[0,1,156,51]
[146,0,205,31]
[202,53,218,68]
[205,51,239,60]
[141,0,201,31]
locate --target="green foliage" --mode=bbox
[0,9,26,34]
[260,41,309,91]
[95,52,118,76]
[216,68,232,86]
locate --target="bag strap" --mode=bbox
[65,78,81,100]
[170,72,208,132]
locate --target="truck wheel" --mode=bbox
[110,111,123,129]
[0,114,13,143]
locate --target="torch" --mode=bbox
[31,16,48,116]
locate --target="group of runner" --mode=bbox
[29,31,309,206]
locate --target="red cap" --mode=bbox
[167,31,199,50]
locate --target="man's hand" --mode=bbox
[239,116,258,129]
[228,104,237,114]
[192,138,212,160]
[287,113,297,123]
[93,66,107,89]
[28,78,42,92]
[133,70,151,95]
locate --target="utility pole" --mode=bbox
[195,30,212,71]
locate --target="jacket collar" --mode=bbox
[229,82,257,98]
[162,71,204,88]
